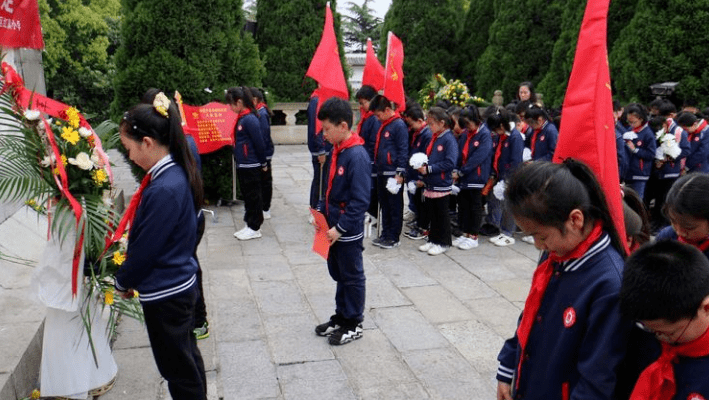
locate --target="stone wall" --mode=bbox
[270,101,361,145]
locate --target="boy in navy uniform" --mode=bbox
[314,97,371,345]
[620,240,709,400]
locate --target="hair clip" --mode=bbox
[153,92,170,118]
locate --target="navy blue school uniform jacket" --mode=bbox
[615,123,629,181]
[317,139,371,243]
[457,126,493,189]
[375,117,409,177]
[423,130,458,192]
[496,129,524,181]
[307,96,330,157]
[685,121,709,173]
[657,122,690,179]
[624,124,657,182]
[656,227,709,259]
[530,121,558,161]
[257,105,274,160]
[407,125,432,182]
[115,155,198,303]
[670,355,709,399]
[359,114,380,163]
[233,112,267,169]
[497,232,629,400]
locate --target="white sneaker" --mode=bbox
[236,227,262,240]
[521,235,535,245]
[233,226,248,238]
[263,210,271,220]
[494,234,515,247]
[452,236,465,247]
[427,244,448,256]
[489,233,505,244]
[418,242,434,252]
[458,237,479,250]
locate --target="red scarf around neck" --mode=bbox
[108,173,152,246]
[530,121,547,158]
[461,127,480,165]
[426,129,445,156]
[373,113,400,160]
[689,119,708,141]
[325,133,365,213]
[410,122,427,147]
[678,234,709,253]
[629,325,709,400]
[514,222,604,390]
[633,123,648,134]
[492,132,508,175]
[356,110,373,136]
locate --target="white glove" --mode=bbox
[386,177,402,194]
[522,147,532,162]
[622,131,638,141]
[451,185,460,195]
[493,180,506,200]
[409,152,428,169]
[407,181,417,194]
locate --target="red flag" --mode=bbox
[383,32,405,112]
[362,38,385,91]
[0,0,44,49]
[553,0,628,253]
[305,2,348,101]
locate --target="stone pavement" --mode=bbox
[99,144,540,400]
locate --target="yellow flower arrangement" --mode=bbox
[65,107,81,128]
[104,289,114,305]
[112,250,125,266]
[92,169,108,186]
[61,126,80,145]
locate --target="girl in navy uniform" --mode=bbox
[675,111,709,174]
[116,94,206,399]
[402,105,432,240]
[656,173,709,259]
[452,106,493,250]
[313,97,371,345]
[252,87,274,220]
[524,105,558,162]
[415,107,459,256]
[623,104,657,198]
[496,160,629,400]
[226,87,267,240]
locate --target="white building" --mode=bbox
[345,53,366,93]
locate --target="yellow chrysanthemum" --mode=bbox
[65,107,81,128]
[93,169,108,185]
[104,289,114,305]
[113,251,125,266]
[60,154,67,165]
[30,389,41,399]
[133,290,139,298]
[61,126,80,145]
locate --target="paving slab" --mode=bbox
[371,306,449,352]
[219,340,278,400]
[402,285,475,324]
[277,360,356,400]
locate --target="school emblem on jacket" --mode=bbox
[437,145,443,152]
[338,166,344,175]
[474,141,479,147]
[385,131,390,138]
[238,125,243,131]
[637,141,642,146]
[688,393,706,400]
[540,135,545,141]
[695,136,700,142]
[563,307,576,328]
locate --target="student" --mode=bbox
[675,111,709,173]
[116,95,207,399]
[313,97,370,345]
[656,173,709,259]
[402,105,432,240]
[307,92,331,210]
[496,160,629,400]
[620,240,709,399]
[623,103,657,198]
[415,107,458,256]
[613,100,629,181]
[252,87,274,220]
[226,87,267,240]
[452,106,492,250]
[369,95,409,249]
[355,85,381,222]
[485,109,524,247]
[524,105,558,162]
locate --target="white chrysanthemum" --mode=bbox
[68,152,94,170]
[24,110,40,121]
[78,127,92,138]
[40,153,55,167]
[409,152,428,169]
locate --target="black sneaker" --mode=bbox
[315,316,341,336]
[328,323,363,345]
[371,236,385,247]
[378,239,400,249]
[403,227,427,240]
[479,223,500,236]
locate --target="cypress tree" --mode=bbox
[379,0,464,95]
[609,0,709,104]
[536,0,585,107]
[111,0,264,117]
[256,0,349,102]
[456,0,494,94]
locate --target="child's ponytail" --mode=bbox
[663,173,709,222]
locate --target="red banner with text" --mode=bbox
[0,0,44,49]
[181,102,236,154]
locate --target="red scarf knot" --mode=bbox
[325,133,365,214]
[462,127,480,165]
[373,113,401,160]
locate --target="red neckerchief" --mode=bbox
[518,121,529,134]
[108,173,152,245]
[678,234,709,252]
[462,127,480,165]
[530,121,547,158]
[356,110,374,136]
[633,123,648,133]
[410,122,427,147]
[325,133,365,213]
[688,119,708,142]
[426,128,445,156]
[234,108,251,127]
[256,102,266,111]
[492,132,508,175]
[374,113,401,160]
[515,222,604,390]
[629,326,709,400]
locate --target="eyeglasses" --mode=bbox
[636,315,695,344]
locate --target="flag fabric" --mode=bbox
[553,0,628,253]
[383,32,405,112]
[305,2,348,101]
[362,38,385,92]
[0,0,44,49]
